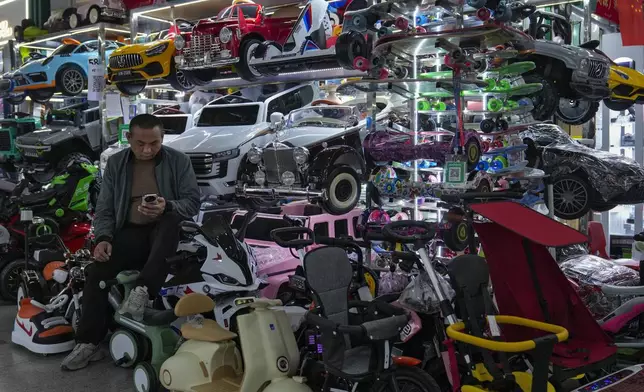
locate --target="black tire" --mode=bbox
[87,6,101,25]
[322,166,361,215]
[166,62,194,92]
[62,8,76,29]
[480,118,495,133]
[603,99,633,112]
[57,65,86,96]
[523,72,558,121]
[0,260,39,301]
[237,38,262,81]
[335,31,368,70]
[116,81,147,96]
[464,137,481,172]
[6,93,26,105]
[375,366,442,392]
[442,219,470,252]
[551,174,593,220]
[28,89,55,103]
[183,69,216,86]
[555,99,599,125]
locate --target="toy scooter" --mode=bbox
[101,271,179,392]
[160,293,313,392]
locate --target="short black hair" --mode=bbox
[129,114,164,135]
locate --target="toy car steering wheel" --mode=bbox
[382,220,436,244]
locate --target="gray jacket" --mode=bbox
[94,146,200,243]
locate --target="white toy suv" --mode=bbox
[166,83,320,200]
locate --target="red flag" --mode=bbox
[618,0,644,46]
[595,0,620,24]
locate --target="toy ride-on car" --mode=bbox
[236,106,366,215]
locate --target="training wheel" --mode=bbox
[476,7,491,21]
[487,98,503,112]
[497,118,509,130]
[394,66,408,78]
[110,329,140,368]
[415,26,427,33]
[377,68,389,80]
[480,118,496,133]
[353,56,369,71]
[133,362,159,392]
[418,101,430,111]
[498,79,511,90]
[506,100,519,109]
[484,78,496,91]
[395,17,409,30]
[432,101,447,111]
[351,14,367,31]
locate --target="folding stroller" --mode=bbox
[472,202,621,389]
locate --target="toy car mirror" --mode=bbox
[270,112,284,130]
[180,220,201,234]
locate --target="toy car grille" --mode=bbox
[184,35,222,65]
[0,131,11,152]
[109,54,143,69]
[262,147,297,183]
[188,153,228,178]
[588,60,608,78]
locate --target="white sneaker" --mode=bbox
[119,286,148,322]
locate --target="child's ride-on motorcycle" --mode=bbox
[159,293,313,392]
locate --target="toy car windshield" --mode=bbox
[51,43,79,56]
[285,107,358,129]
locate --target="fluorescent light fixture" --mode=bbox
[132,0,211,16]
[16,25,131,47]
[0,0,21,7]
[27,97,65,102]
[139,14,174,24]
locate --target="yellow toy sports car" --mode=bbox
[604,59,644,111]
[107,23,194,96]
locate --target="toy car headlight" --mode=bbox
[579,58,589,72]
[174,35,185,50]
[281,171,296,186]
[219,27,233,44]
[213,148,239,161]
[255,170,266,185]
[293,147,309,165]
[214,273,240,286]
[146,42,169,57]
[248,147,263,164]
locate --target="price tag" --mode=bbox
[88,58,104,102]
[444,161,467,188]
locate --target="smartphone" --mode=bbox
[142,194,158,206]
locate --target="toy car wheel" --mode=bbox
[523,73,558,121]
[5,93,26,105]
[0,260,39,301]
[28,89,55,104]
[133,362,159,392]
[183,69,215,86]
[480,118,496,133]
[442,219,470,252]
[68,12,80,29]
[109,329,140,368]
[57,65,86,96]
[88,6,101,25]
[551,174,592,220]
[322,166,361,215]
[238,38,263,81]
[464,137,482,172]
[116,81,147,96]
[467,0,488,8]
[335,31,368,70]
[555,99,599,125]
[497,118,509,130]
[603,99,633,112]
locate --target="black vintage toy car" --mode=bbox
[236,105,366,215]
[521,123,644,220]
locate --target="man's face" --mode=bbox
[127,126,163,160]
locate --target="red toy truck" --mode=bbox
[176,0,297,82]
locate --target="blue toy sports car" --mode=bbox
[4,38,123,103]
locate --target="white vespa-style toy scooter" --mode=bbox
[159,293,313,392]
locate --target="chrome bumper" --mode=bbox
[237,184,324,200]
[177,57,238,71]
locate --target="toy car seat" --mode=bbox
[303,246,409,381]
[588,221,609,258]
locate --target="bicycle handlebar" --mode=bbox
[270,227,314,248]
[382,221,437,244]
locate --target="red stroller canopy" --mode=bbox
[471,202,616,370]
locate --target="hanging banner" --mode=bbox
[88,58,104,102]
[595,0,620,24]
[617,0,644,46]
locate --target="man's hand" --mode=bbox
[94,241,112,262]
[138,196,166,219]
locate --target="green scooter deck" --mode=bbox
[419,103,534,116]
[484,61,535,77]
[420,82,543,98]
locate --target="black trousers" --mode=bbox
[76,212,182,344]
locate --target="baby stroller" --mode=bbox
[470,201,625,389]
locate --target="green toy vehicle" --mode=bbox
[13,19,49,43]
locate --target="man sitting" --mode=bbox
[61,114,200,370]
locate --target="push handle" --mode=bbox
[270,227,314,248]
[382,221,437,244]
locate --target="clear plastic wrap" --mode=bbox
[378,271,411,295]
[556,244,589,263]
[521,124,644,203]
[560,255,640,318]
[399,271,455,314]
[253,247,294,271]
